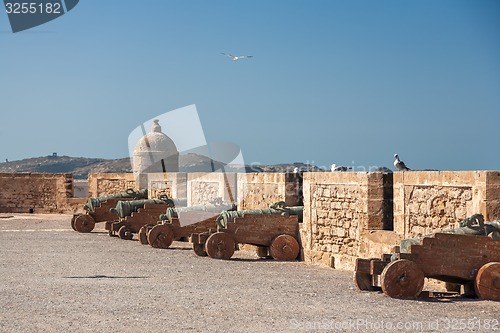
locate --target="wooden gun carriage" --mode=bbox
[71,189,148,233]
[142,212,220,249]
[138,204,235,248]
[354,233,500,301]
[105,200,171,240]
[190,210,301,260]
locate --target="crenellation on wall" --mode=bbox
[187,173,237,206]
[88,173,137,198]
[392,171,497,239]
[147,172,187,200]
[302,172,392,270]
[0,173,75,213]
[237,172,302,210]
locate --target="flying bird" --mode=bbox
[221,53,253,61]
[394,154,411,171]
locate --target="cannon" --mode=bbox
[109,196,174,219]
[354,214,500,301]
[190,203,303,260]
[105,197,174,240]
[71,188,148,233]
[141,202,236,249]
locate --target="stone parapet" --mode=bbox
[301,172,392,270]
[147,172,187,200]
[0,173,74,213]
[88,173,137,198]
[392,171,499,238]
[187,172,237,206]
[237,172,302,210]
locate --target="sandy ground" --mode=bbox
[0,214,499,333]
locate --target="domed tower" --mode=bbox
[132,119,179,188]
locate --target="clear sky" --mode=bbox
[1,0,499,171]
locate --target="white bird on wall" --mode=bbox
[394,154,411,171]
[221,53,253,61]
[331,164,352,172]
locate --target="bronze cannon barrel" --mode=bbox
[216,204,303,228]
[159,202,236,222]
[110,198,168,219]
[83,188,148,211]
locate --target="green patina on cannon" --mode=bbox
[216,201,303,228]
[71,188,149,233]
[399,214,500,253]
[141,201,237,249]
[110,196,173,219]
[354,214,500,301]
[189,202,303,260]
[83,188,148,212]
[105,195,175,240]
[160,202,236,222]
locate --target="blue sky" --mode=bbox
[1,0,499,171]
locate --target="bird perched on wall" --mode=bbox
[221,53,253,61]
[394,154,411,171]
[331,164,352,172]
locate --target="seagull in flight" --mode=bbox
[394,154,411,171]
[221,53,253,61]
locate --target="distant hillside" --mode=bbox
[0,154,391,178]
[0,154,263,179]
[0,155,131,179]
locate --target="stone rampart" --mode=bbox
[1,170,499,272]
[147,172,187,200]
[187,173,237,206]
[393,171,500,238]
[237,173,302,210]
[88,173,137,198]
[0,173,74,213]
[301,172,393,270]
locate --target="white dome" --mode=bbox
[134,119,177,154]
[132,120,179,180]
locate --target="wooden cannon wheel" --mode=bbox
[118,226,133,240]
[269,234,299,261]
[70,214,80,231]
[475,262,500,302]
[205,232,235,259]
[380,259,424,299]
[354,271,381,291]
[147,225,174,249]
[192,243,208,257]
[74,214,96,233]
[138,225,154,245]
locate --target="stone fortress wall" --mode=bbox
[0,173,85,213]
[1,171,499,270]
[301,172,393,270]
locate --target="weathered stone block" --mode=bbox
[147,172,187,200]
[188,172,237,206]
